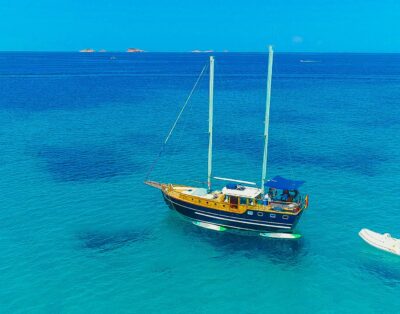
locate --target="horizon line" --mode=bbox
[0,50,399,54]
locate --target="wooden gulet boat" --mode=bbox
[145,46,309,233]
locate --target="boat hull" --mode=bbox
[359,228,400,256]
[163,192,302,232]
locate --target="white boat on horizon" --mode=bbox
[300,60,320,63]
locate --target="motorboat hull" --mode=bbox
[359,228,400,256]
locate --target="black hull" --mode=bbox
[163,192,302,233]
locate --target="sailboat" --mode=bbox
[145,46,309,233]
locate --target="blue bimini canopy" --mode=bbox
[226,183,238,190]
[264,176,305,190]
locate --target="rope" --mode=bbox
[162,79,198,180]
[145,63,208,181]
[164,64,208,145]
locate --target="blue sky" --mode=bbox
[0,0,399,52]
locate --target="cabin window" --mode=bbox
[247,211,253,215]
[229,196,239,209]
[283,215,289,220]
[257,212,264,217]
[240,198,247,205]
[270,214,276,218]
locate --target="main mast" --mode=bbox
[261,46,274,194]
[207,56,215,192]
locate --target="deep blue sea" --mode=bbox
[1,52,400,313]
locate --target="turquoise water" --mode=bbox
[1,52,400,313]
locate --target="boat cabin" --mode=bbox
[222,183,261,209]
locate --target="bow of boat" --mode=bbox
[144,180,163,190]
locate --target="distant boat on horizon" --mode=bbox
[191,50,214,53]
[127,48,144,53]
[300,60,320,63]
[79,48,95,53]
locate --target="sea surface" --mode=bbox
[0,52,400,313]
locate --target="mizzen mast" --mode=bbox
[261,45,274,194]
[207,56,215,192]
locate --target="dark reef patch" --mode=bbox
[37,145,139,182]
[215,132,389,177]
[360,261,400,287]
[78,229,151,252]
[287,148,389,177]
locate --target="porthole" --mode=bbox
[247,211,253,215]
[283,215,289,220]
[270,214,276,218]
[257,212,264,217]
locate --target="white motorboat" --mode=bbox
[359,228,400,256]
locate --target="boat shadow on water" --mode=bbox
[169,215,308,266]
[358,253,400,287]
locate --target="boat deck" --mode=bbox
[163,184,302,216]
